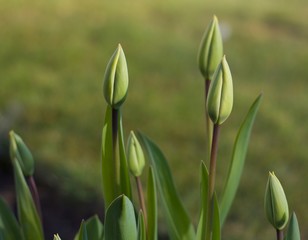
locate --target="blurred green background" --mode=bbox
[1,0,307,239]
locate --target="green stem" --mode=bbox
[112,108,120,193]
[206,123,220,240]
[276,229,283,240]
[136,176,147,230]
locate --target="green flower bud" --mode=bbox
[206,56,233,125]
[264,172,289,230]
[127,131,145,177]
[9,130,34,177]
[103,44,129,109]
[198,15,223,80]
[53,234,61,240]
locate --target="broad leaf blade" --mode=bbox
[77,220,88,240]
[147,167,157,240]
[137,133,195,240]
[101,106,116,207]
[0,197,24,240]
[104,195,137,240]
[12,158,44,240]
[220,94,262,225]
[74,215,103,240]
[285,212,301,240]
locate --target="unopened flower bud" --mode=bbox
[9,130,34,177]
[127,131,145,177]
[264,172,289,230]
[198,15,223,80]
[103,44,129,109]
[206,56,233,125]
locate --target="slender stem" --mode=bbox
[276,229,283,240]
[206,123,220,239]
[136,176,147,230]
[27,176,42,221]
[112,108,120,192]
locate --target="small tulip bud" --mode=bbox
[9,130,34,177]
[53,234,61,240]
[206,56,233,125]
[127,131,145,177]
[198,15,223,80]
[103,44,129,109]
[264,172,289,230]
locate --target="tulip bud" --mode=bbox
[9,130,34,177]
[127,131,145,177]
[53,234,61,240]
[264,172,289,230]
[206,56,233,125]
[198,15,223,80]
[103,44,129,109]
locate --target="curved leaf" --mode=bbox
[197,162,220,240]
[104,195,137,240]
[12,158,44,240]
[74,215,103,240]
[137,133,195,240]
[220,94,263,225]
[147,167,157,240]
[285,212,301,240]
[138,211,146,240]
[101,105,115,207]
[0,197,24,240]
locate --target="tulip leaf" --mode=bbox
[285,212,301,240]
[118,110,132,200]
[104,195,137,240]
[101,105,116,207]
[138,211,146,240]
[12,158,44,240]
[77,220,88,240]
[147,167,158,240]
[220,94,262,226]
[137,132,195,240]
[0,197,24,240]
[74,215,103,240]
[196,162,220,240]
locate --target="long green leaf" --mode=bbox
[101,105,116,207]
[197,162,220,240]
[74,215,104,240]
[104,195,137,240]
[12,158,44,240]
[137,133,195,240]
[77,220,88,240]
[137,211,146,240]
[0,197,24,240]
[118,110,132,200]
[220,94,263,225]
[285,212,301,240]
[147,167,157,240]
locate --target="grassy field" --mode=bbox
[1,0,308,238]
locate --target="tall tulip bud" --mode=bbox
[198,15,223,80]
[264,172,289,230]
[103,44,129,109]
[9,130,34,177]
[127,131,145,177]
[206,56,233,125]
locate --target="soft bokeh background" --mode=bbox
[0,0,307,239]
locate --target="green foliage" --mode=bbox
[104,195,137,240]
[0,10,303,240]
[138,133,196,240]
[219,94,263,225]
[0,198,23,240]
